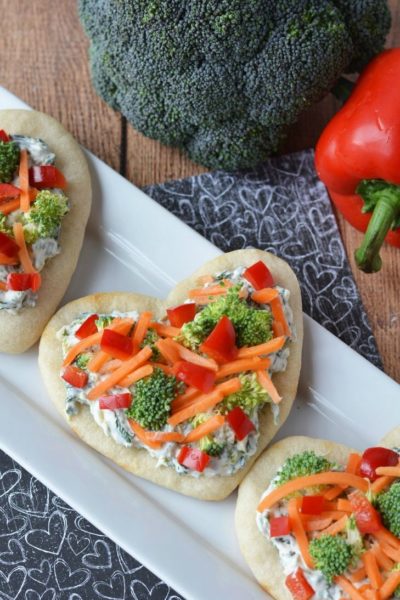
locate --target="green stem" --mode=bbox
[355,189,400,273]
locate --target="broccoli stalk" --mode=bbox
[0,140,19,183]
[275,451,333,487]
[191,413,225,457]
[23,190,69,243]
[309,534,354,583]
[375,481,400,537]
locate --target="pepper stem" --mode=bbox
[355,186,400,273]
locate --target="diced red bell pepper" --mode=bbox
[243,261,274,290]
[0,183,21,199]
[0,231,20,258]
[0,130,10,143]
[28,165,67,190]
[199,315,238,363]
[100,329,133,360]
[99,393,132,410]
[226,406,255,441]
[167,302,196,327]
[348,491,382,534]
[7,272,41,292]
[173,360,216,393]
[61,365,88,388]
[359,447,399,482]
[301,495,324,516]
[75,314,99,339]
[286,568,315,600]
[177,446,210,472]
[270,516,291,538]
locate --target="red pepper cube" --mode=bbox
[100,329,133,360]
[359,446,399,482]
[243,261,274,290]
[226,406,255,441]
[0,231,20,258]
[301,495,324,516]
[348,491,382,534]
[0,130,10,142]
[199,315,238,364]
[270,516,291,538]
[173,360,216,393]
[177,446,210,472]
[167,302,196,328]
[99,393,132,410]
[61,365,88,388]
[29,165,67,190]
[285,568,315,600]
[7,272,41,292]
[75,314,99,339]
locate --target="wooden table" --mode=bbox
[2,1,399,382]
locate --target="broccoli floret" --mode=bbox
[0,213,12,236]
[220,372,270,415]
[126,368,178,431]
[345,515,364,559]
[375,481,400,537]
[191,413,225,457]
[275,451,333,486]
[140,329,161,361]
[180,286,272,350]
[23,191,69,243]
[95,315,114,329]
[75,353,90,370]
[0,141,19,183]
[309,535,353,583]
[78,0,390,170]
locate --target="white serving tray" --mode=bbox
[0,88,399,600]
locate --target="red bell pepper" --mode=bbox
[270,516,291,538]
[167,302,196,327]
[177,446,210,472]
[0,183,21,199]
[0,130,10,143]
[359,447,399,482]
[226,406,255,441]
[199,316,238,363]
[173,360,216,392]
[285,568,315,600]
[75,314,99,339]
[301,495,324,516]
[0,231,20,258]
[243,261,274,290]
[100,329,133,360]
[62,365,88,388]
[7,272,41,292]
[99,393,132,410]
[348,491,382,534]
[29,165,67,190]
[315,48,400,272]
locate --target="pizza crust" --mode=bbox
[39,250,303,500]
[0,109,91,353]
[381,426,400,449]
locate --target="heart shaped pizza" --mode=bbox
[39,249,302,500]
[0,109,91,352]
[236,429,400,599]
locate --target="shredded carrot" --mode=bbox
[270,296,291,338]
[346,453,362,475]
[371,544,394,571]
[257,472,369,512]
[237,336,286,359]
[379,570,400,600]
[257,370,282,404]
[216,357,271,379]
[149,322,181,337]
[349,567,367,583]
[13,222,35,273]
[378,542,400,562]
[288,498,314,568]
[303,517,333,532]
[184,415,225,443]
[251,287,279,304]
[362,551,383,590]
[128,420,161,450]
[170,389,201,413]
[316,514,348,537]
[336,498,352,512]
[375,464,400,477]
[139,429,185,444]
[87,347,152,400]
[62,317,128,366]
[155,338,180,364]
[324,485,344,500]
[371,476,395,494]
[374,528,400,550]
[98,359,123,374]
[364,591,380,600]
[272,321,285,337]
[131,311,152,352]
[188,281,233,298]
[87,320,134,372]
[119,364,153,388]
[164,339,219,371]
[335,576,365,600]
[151,362,174,375]
[19,150,30,212]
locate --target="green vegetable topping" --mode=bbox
[220,372,269,415]
[345,515,364,558]
[309,534,353,583]
[0,213,12,236]
[275,451,333,486]
[191,414,225,457]
[0,140,19,183]
[75,353,90,369]
[140,328,160,361]
[95,315,114,329]
[126,368,179,431]
[23,190,69,243]
[179,286,272,350]
[375,481,400,537]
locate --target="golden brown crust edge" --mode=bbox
[0,109,91,353]
[39,250,303,501]
[235,436,355,600]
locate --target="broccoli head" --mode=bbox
[0,141,19,183]
[375,481,400,538]
[23,191,69,243]
[275,451,333,486]
[179,286,272,350]
[0,213,12,236]
[126,368,179,431]
[309,534,353,583]
[78,0,390,170]
[95,315,114,329]
[75,353,90,370]
[140,328,161,361]
[220,372,270,415]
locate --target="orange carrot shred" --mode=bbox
[288,498,314,569]
[315,514,348,537]
[375,464,400,477]
[257,370,282,404]
[270,296,291,337]
[251,287,279,304]
[184,414,225,443]
[371,544,394,571]
[324,485,345,501]
[119,364,153,388]
[335,576,365,600]
[19,150,30,212]
[128,420,162,450]
[362,551,383,590]
[216,357,271,379]
[13,222,36,273]
[131,311,152,352]
[237,336,285,359]
[165,339,219,371]
[371,476,395,494]
[346,453,362,475]
[155,338,180,364]
[87,320,134,372]
[348,567,367,583]
[379,570,400,600]
[149,322,181,337]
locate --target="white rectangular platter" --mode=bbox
[0,87,399,600]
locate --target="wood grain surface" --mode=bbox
[0,1,399,382]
